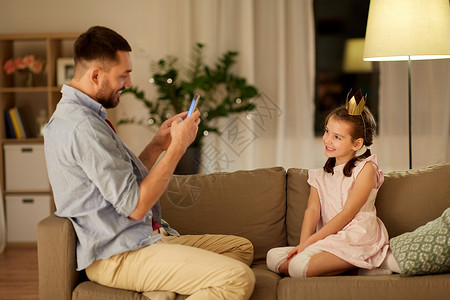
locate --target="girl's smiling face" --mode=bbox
[323,115,363,166]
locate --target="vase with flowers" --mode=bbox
[119,43,259,174]
[3,55,45,87]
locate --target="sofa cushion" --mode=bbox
[72,281,146,300]
[159,167,287,264]
[277,274,450,300]
[376,164,450,238]
[390,207,450,275]
[250,266,280,300]
[285,168,310,246]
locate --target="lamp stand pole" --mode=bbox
[407,56,412,169]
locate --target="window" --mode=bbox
[314,0,379,135]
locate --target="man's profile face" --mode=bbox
[96,51,132,108]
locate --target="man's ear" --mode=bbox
[89,66,102,85]
[353,138,364,151]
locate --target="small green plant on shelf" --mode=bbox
[119,43,259,147]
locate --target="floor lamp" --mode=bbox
[362,0,450,169]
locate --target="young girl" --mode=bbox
[267,90,399,277]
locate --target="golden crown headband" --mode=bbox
[345,89,368,151]
[345,89,367,116]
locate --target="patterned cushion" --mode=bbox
[390,207,450,275]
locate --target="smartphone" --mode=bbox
[187,94,200,117]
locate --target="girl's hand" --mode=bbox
[286,243,308,260]
[286,247,299,260]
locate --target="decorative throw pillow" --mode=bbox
[390,207,450,275]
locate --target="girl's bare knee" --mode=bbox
[278,260,290,276]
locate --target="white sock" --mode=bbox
[380,250,401,274]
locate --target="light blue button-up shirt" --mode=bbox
[44,85,175,270]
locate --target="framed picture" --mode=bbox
[57,57,74,86]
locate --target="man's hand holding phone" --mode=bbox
[168,95,201,154]
[187,94,200,118]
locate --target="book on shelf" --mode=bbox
[4,107,28,139]
[4,109,16,138]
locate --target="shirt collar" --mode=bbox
[61,84,107,119]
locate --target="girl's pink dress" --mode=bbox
[306,155,389,269]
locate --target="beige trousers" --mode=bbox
[85,234,255,300]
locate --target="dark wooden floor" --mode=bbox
[0,244,39,300]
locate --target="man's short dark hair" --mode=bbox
[74,26,132,65]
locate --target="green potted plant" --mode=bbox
[119,43,259,173]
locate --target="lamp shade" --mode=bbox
[363,0,450,61]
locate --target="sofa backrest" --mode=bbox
[159,167,287,264]
[285,164,450,246]
[376,163,450,238]
[285,168,310,246]
[161,164,449,263]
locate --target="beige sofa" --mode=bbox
[38,164,450,300]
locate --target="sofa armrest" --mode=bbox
[37,214,83,300]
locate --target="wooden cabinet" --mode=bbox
[0,33,79,242]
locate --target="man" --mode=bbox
[44,26,255,300]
